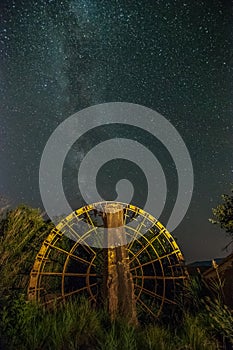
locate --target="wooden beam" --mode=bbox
[102,203,138,325]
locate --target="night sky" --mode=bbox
[0,0,233,262]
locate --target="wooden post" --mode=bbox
[102,203,138,325]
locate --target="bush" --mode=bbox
[0,295,102,350]
[0,205,53,298]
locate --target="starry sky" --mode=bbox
[0,0,233,262]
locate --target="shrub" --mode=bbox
[0,205,53,298]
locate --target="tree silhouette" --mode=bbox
[209,187,233,249]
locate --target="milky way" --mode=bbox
[0,0,233,262]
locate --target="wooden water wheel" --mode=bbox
[28,201,187,319]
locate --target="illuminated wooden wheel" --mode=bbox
[28,201,187,318]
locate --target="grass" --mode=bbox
[0,205,53,298]
[1,294,231,350]
[0,295,102,350]
[179,313,219,350]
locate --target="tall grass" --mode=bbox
[0,299,223,350]
[139,324,174,350]
[179,313,219,350]
[1,287,231,349]
[0,295,103,350]
[179,271,233,349]
[98,320,137,350]
[204,296,233,347]
[0,205,53,298]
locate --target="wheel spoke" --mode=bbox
[129,231,164,264]
[66,222,96,255]
[48,244,94,266]
[39,272,99,277]
[63,283,98,298]
[130,250,180,271]
[137,298,157,317]
[134,284,176,304]
[133,275,186,280]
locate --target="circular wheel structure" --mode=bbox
[28,201,187,318]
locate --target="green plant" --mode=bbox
[0,205,53,299]
[178,274,208,315]
[98,322,119,350]
[97,317,137,350]
[209,188,233,238]
[179,313,219,350]
[140,324,175,350]
[0,294,49,349]
[0,295,103,350]
[55,297,102,349]
[204,296,233,346]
